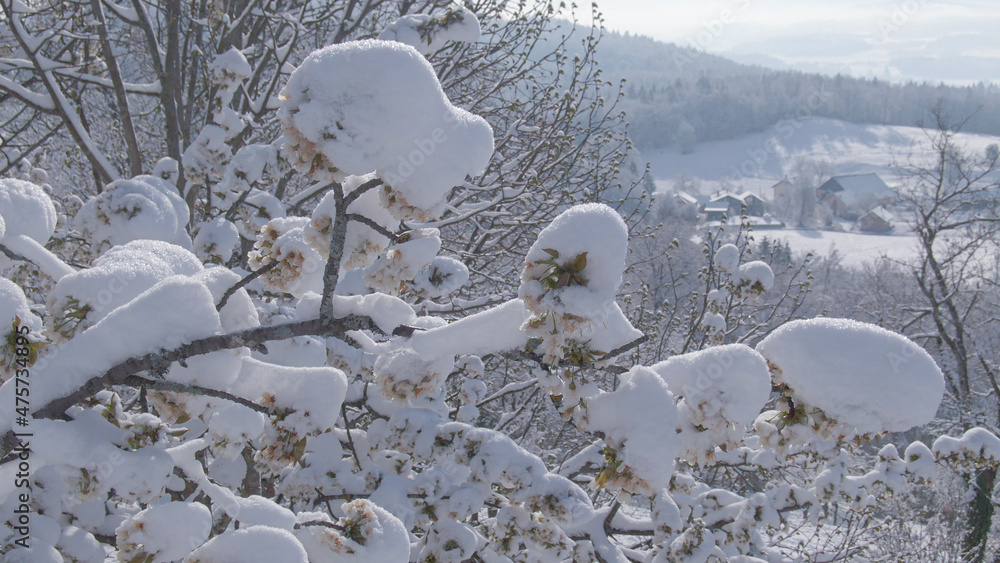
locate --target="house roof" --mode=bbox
[673,190,699,205]
[862,205,895,222]
[704,202,730,212]
[819,174,894,198]
[708,192,743,204]
[737,191,764,203]
[818,174,896,208]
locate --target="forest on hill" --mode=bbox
[590,29,1000,150]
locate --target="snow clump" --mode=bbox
[0,177,57,248]
[652,344,771,464]
[756,317,944,439]
[115,501,212,562]
[519,203,629,363]
[193,216,240,264]
[46,240,203,340]
[411,255,469,298]
[0,278,44,378]
[737,260,774,295]
[278,39,494,219]
[714,243,739,273]
[933,427,1000,469]
[585,366,681,495]
[293,499,410,563]
[378,6,482,55]
[75,175,191,251]
[0,178,72,278]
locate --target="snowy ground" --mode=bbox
[760,228,920,268]
[644,116,1000,199]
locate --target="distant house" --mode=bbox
[858,207,893,233]
[673,190,699,208]
[706,191,765,218]
[771,179,794,202]
[817,174,896,218]
[703,202,730,222]
[666,190,700,220]
[737,192,766,216]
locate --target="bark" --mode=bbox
[963,467,996,563]
[90,0,143,176]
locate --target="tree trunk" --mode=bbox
[964,467,996,563]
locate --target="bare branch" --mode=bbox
[216,261,277,311]
[122,375,271,414]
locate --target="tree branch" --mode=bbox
[342,177,383,208]
[0,315,375,460]
[598,334,648,362]
[89,0,142,176]
[320,182,347,324]
[216,261,277,310]
[346,212,399,242]
[122,375,271,414]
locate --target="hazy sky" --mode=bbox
[594,0,1000,84]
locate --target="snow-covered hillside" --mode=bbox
[644,116,1000,265]
[645,116,1000,198]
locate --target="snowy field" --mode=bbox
[644,116,1000,198]
[760,229,920,268]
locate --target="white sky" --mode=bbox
[593,0,1000,84]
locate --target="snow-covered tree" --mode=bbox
[0,7,997,563]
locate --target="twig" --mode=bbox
[342,177,383,208]
[122,375,271,414]
[216,261,277,310]
[598,334,649,362]
[293,520,347,532]
[341,403,361,468]
[0,243,30,263]
[346,212,400,242]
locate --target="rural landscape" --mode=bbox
[0,0,999,561]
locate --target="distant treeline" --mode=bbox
[590,29,1000,150]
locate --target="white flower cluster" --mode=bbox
[248,217,324,296]
[183,48,252,189]
[519,203,629,364]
